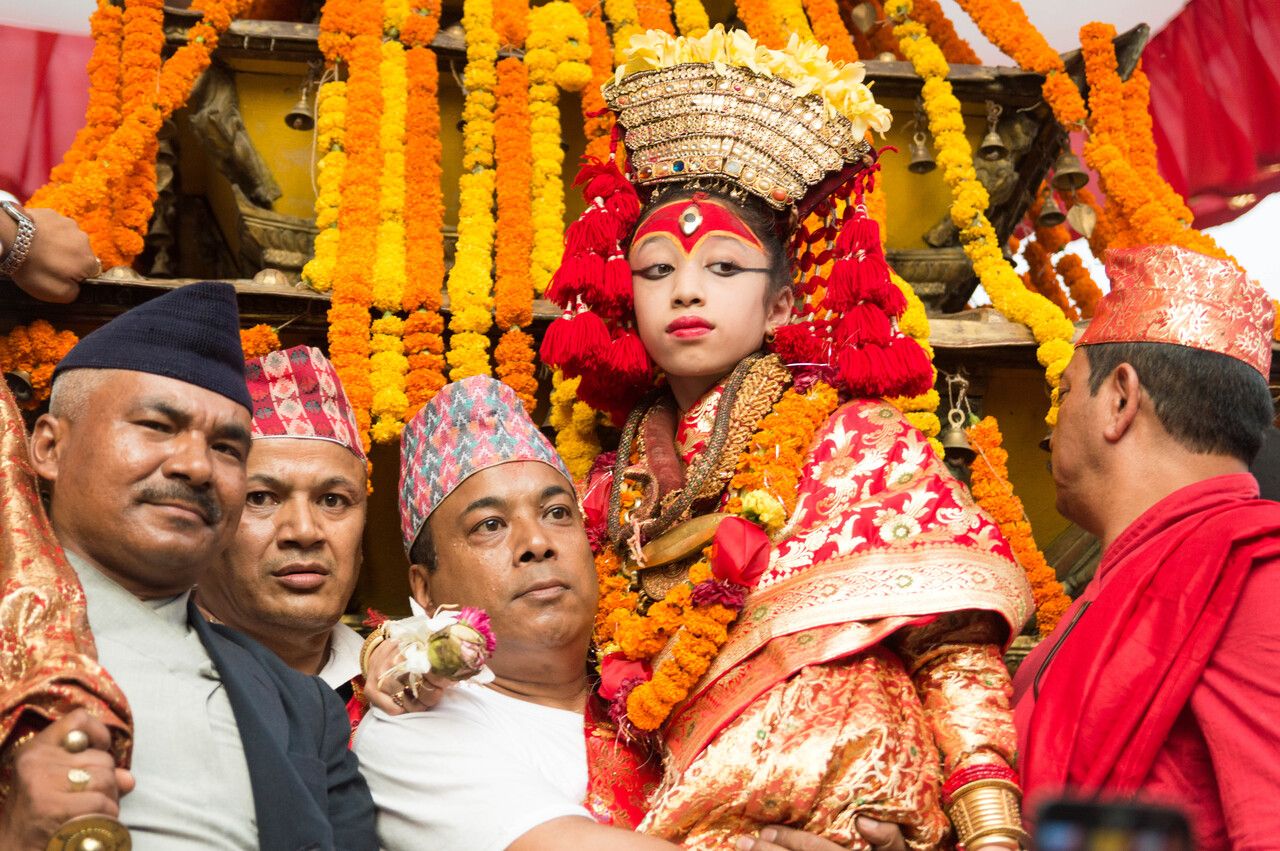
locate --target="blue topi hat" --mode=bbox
[53,281,252,410]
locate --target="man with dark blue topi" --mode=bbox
[9,282,376,850]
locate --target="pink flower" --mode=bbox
[709,515,771,588]
[456,606,497,653]
[599,652,651,702]
[691,579,747,609]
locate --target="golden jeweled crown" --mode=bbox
[602,27,891,210]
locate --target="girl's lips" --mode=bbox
[667,316,714,338]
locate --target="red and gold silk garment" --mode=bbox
[619,395,1032,849]
[0,384,131,798]
[584,698,663,829]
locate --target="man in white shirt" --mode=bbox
[196,346,369,718]
[355,376,871,851]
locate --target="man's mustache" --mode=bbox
[137,483,222,525]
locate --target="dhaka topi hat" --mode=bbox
[399,375,573,556]
[245,345,366,462]
[53,281,251,410]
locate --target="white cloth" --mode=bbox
[353,683,592,851]
[318,621,363,690]
[70,552,259,850]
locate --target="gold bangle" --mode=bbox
[359,623,389,680]
[945,778,1030,849]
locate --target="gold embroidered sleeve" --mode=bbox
[891,612,1018,775]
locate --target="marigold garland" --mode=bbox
[734,0,786,49]
[772,0,815,42]
[601,381,840,733]
[967,416,1070,636]
[549,372,602,480]
[571,0,617,160]
[635,0,675,34]
[950,0,1086,127]
[1055,253,1102,320]
[603,0,644,65]
[1075,186,1114,258]
[324,4,384,453]
[28,0,251,267]
[908,0,981,64]
[112,0,165,264]
[239,324,280,359]
[401,2,447,416]
[370,314,410,445]
[671,0,709,37]
[889,3,1074,425]
[526,2,592,295]
[803,0,859,63]
[444,0,499,381]
[0,321,79,410]
[302,80,347,293]
[494,42,538,413]
[1023,239,1077,322]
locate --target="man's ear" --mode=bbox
[28,413,67,483]
[407,564,434,613]
[1101,363,1143,443]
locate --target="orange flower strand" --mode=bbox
[1023,239,1078,322]
[1056,253,1102,320]
[908,0,981,65]
[0,321,80,410]
[239,324,281,359]
[803,0,859,63]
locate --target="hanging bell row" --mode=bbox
[1037,189,1067,228]
[1050,150,1088,191]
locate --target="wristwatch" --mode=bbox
[0,197,34,278]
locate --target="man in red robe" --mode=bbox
[1014,245,1280,849]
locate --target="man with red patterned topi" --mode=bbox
[1015,245,1280,849]
[196,346,371,729]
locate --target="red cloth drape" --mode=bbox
[1145,0,1280,227]
[0,25,92,201]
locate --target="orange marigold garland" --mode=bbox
[493,34,538,412]
[113,0,165,264]
[1023,239,1077,322]
[324,3,384,453]
[28,0,251,267]
[1056,253,1102,320]
[571,0,617,160]
[950,0,1086,127]
[635,0,675,34]
[803,0,859,63]
[0,321,79,410]
[239,324,280,359]
[967,416,1070,636]
[401,0,447,415]
[734,0,786,49]
[600,382,839,734]
[909,0,981,65]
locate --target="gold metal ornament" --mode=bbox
[1050,149,1088,191]
[284,88,314,131]
[46,815,131,851]
[978,101,1008,161]
[940,408,976,464]
[1037,190,1067,228]
[847,2,877,34]
[1066,199,1097,238]
[908,131,937,174]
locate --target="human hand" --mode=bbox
[734,820,908,851]
[0,709,134,850]
[8,207,98,303]
[363,637,451,716]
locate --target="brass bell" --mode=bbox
[978,101,1008,161]
[940,409,976,464]
[1051,150,1088,191]
[1037,191,1067,228]
[284,89,314,131]
[847,1,876,34]
[3,369,32,403]
[978,127,1007,161]
[908,131,937,174]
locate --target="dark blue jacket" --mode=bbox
[191,604,377,851]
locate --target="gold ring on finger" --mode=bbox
[67,767,92,792]
[391,689,407,709]
[62,729,91,754]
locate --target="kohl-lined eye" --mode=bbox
[634,263,675,280]
[707,261,747,276]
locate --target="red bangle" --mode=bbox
[942,763,1020,807]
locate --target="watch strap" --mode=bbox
[0,201,35,277]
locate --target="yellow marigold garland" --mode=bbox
[370,314,410,444]
[549,372,601,480]
[909,0,981,64]
[603,0,644,66]
[803,0,859,63]
[671,0,709,37]
[445,0,499,381]
[526,2,592,295]
[889,2,1074,425]
[302,80,347,293]
[0,321,79,410]
[239,324,280,359]
[774,0,816,42]
[967,416,1070,636]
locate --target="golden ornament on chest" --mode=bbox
[636,513,728,604]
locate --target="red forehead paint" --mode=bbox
[631,195,763,256]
